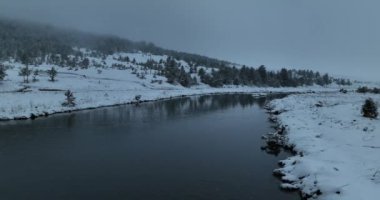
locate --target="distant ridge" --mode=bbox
[0,17,229,68]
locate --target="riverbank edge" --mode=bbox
[264,102,306,199]
[1,88,330,122]
[264,98,314,200]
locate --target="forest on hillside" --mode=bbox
[0,18,351,88]
[144,57,350,87]
[0,18,227,68]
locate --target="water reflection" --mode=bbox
[0,94,283,130]
[60,94,281,126]
[0,94,286,152]
[0,94,296,200]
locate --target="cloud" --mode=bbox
[0,0,379,81]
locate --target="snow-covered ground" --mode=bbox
[270,92,380,200]
[2,51,379,199]
[0,52,343,120]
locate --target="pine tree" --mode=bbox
[198,68,206,77]
[322,73,331,85]
[0,64,6,81]
[81,58,90,68]
[257,65,267,84]
[19,66,32,83]
[362,98,378,119]
[47,67,57,82]
[279,68,289,86]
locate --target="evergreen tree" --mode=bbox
[198,68,206,77]
[0,64,6,81]
[164,58,178,84]
[81,58,90,68]
[279,68,289,86]
[322,73,331,85]
[19,66,32,83]
[257,65,267,84]
[20,53,30,67]
[178,66,191,87]
[47,67,58,82]
[362,98,378,119]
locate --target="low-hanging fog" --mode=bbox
[0,0,379,81]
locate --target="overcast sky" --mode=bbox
[0,0,379,81]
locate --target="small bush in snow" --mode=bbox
[372,88,380,94]
[47,67,57,82]
[134,95,142,105]
[135,95,142,101]
[339,88,347,94]
[137,73,146,79]
[62,90,76,107]
[362,98,378,119]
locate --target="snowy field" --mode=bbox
[0,52,341,120]
[270,92,380,200]
[1,51,379,200]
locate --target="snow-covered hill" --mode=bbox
[0,51,342,120]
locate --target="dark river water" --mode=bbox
[0,94,298,200]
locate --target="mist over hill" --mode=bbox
[0,17,228,69]
[0,17,351,88]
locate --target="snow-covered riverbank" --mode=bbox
[0,82,335,121]
[0,52,342,120]
[270,92,380,200]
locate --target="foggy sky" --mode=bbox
[0,0,379,81]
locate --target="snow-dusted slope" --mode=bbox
[0,52,341,120]
[270,93,380,200]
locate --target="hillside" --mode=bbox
[0,18,355,120]
[0,17,351,88]
[0,18,228,69]
[0,49,344,120]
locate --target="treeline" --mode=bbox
[197,65,350,87]
[140,58,350,88]
[161,57,197,87]
[357,86,380,94]
[0,18,228,68]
